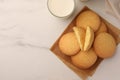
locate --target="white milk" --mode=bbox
[48,0,75,18]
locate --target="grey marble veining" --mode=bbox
[0,0,120,80]
[0,0,48,48]
[0,0,81,80]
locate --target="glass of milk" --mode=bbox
[47,0,75,18]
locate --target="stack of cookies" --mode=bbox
[59,10,116,69]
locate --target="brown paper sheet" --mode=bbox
[50,6,120,80]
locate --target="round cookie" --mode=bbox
[76,10,101,32]
[94,32,116,58]
[95,21,107,36]
[59,32,80,56]
[71,48,97,69]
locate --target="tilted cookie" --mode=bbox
[73,26,94,51]
[84,26,94,51]
[73,27,86,50]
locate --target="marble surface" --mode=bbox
[0,0,120,80]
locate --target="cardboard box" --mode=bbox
[50,6,120,80]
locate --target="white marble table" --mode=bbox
[0,0,120,80]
